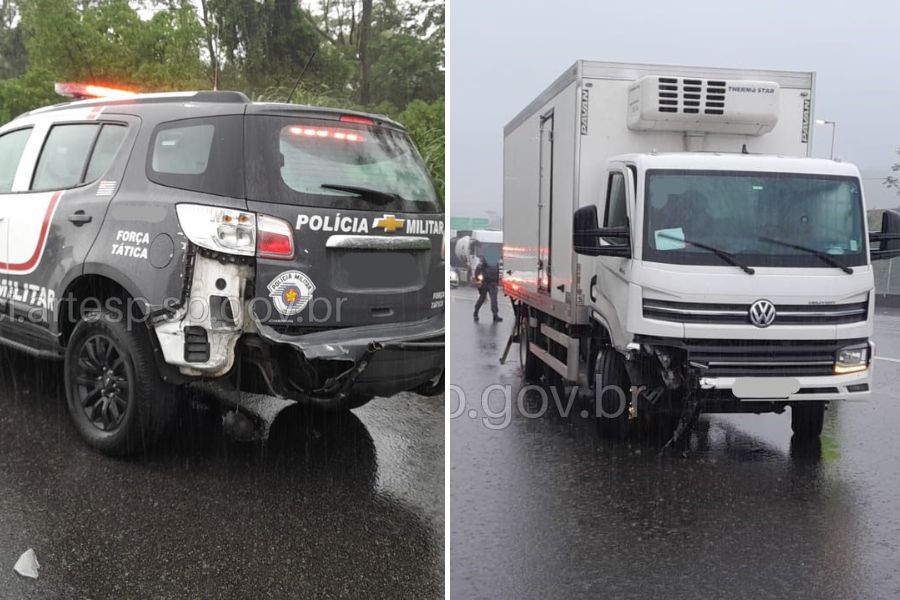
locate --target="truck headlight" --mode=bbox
[834,343,869,374]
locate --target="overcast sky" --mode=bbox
[448,0,900,219]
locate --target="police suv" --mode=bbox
[0,90,445,454]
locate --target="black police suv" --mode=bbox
[0,91,445,454]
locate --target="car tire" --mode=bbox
[791,401,826,439]
[594,348,630,441]
[64,309,176,456]
[519,309,540,381]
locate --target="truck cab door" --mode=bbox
[592,165,634,338]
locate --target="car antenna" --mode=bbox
[286,49,318,104]
[741,143,749,154]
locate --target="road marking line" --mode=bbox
[875,356,900,364]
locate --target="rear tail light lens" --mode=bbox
[177,205,295,260]
[257,214,295,259]
[177,204,256,256]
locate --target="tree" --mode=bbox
[0,0,26,79]
[886,149,900,194]
[302,0,443,109]
[357,0,371,104]
[398,97,444,203]
[0,68,60,122]
[19,0,205,88]
[0,0,444,191]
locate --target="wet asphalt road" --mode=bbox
[451,288,900,600]
[0,353,443,599]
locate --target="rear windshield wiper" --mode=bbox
[657,231,755,275]
[757,236,853,274]
[320,183,404,205]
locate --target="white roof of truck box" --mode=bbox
[614,152,860,178]
[505,60,814,136]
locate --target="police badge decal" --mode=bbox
[268,270,316,316]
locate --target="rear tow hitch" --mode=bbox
[312,341,384,402]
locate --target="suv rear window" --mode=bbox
[245,115,439,213]
[147,116,243,198]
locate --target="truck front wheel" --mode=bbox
[790,401,826,439]
[64,310,176,456]
[594,348,630,440]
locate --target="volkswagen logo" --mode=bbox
[749,299,776,328]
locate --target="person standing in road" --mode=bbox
[473,255,502,322]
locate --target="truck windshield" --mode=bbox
[643,170,866,268]
[245,115,439,213]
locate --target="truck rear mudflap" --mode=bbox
[246,314,444,405]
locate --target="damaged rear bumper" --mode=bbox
[251,313,445,402]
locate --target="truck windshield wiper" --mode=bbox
[320,183,404,205]
[657,231,755,274]
[757,236,853,274]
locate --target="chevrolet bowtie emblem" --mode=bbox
[374,214,406,232]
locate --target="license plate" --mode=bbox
[333,250,424,291]
[732,377,800,399]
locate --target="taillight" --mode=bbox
[257,214,295,259]
[176,204,256,256]
[176,204,295,260]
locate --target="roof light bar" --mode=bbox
[54,82,136,100]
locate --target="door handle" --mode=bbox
[68,211,92,225]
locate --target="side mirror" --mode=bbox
[870,210,900,261]
[573,205,631,257]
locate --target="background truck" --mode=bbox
[502,60,900,441]
[449,229,503,285]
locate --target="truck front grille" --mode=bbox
[637,336,867,378]
[642,298,868,326]
[688,338,836,377]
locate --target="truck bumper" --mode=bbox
[697,367,872,402]
[254,313,445,401]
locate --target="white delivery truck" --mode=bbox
[502,61,900,440]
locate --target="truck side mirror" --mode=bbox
[869,210,900,261]
[573,205,631,257]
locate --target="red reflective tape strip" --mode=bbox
[0,191,62,272]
